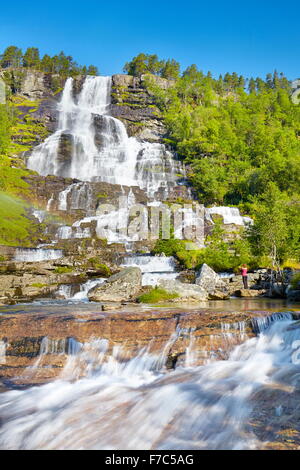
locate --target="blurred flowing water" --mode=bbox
[0,315,299,450]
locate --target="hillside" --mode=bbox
[0,52,299,289]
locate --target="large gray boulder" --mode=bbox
[88,267,142,302]
[158,279,208,302]
[195,263,226,294]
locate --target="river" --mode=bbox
[0,298,300,450]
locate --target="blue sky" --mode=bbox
[0,0,299,79]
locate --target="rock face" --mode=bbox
[110,74,169,142]
[158,279,208,301]
[0,305,267,384]
[2,305,298,387]
[88,267,142,302]
[195,263,226,294]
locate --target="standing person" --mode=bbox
[241,264,248,289]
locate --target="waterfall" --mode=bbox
[14,248,63,262]
[121,255,178,286]
[206,206,253,226]
[251,312,293,334]
[56,278,106,301]
[68,190,143,244]
[27,76,181,198]
[1,315,299,449]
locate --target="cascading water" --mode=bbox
[27,76,182,198]
[0,315,299,449]
[122,255,178,286]
[56,278,106,301]
[14,248,63,262]
[206,207,253,226]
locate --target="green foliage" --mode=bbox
[146,68,300,207]
[54,266,74,274]
[0,191,33,246]
[124,53,180,79]
[138,287,179,303]
[30,283,47,288]
[145,65,299,267]
[247,183,299,266]
[0,46,23,68]
[96,193,108,199]
[152,238,187,257]
[0,105,11,154]
[23,48,40,68]
[87,258,111,276]
[0,156,29,195]
[153,221,257,271]
[1,45,99,77]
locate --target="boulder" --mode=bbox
[88,267,142,302]
[208,290,230,300]
[195,263,226,294]
[158,279,208,302]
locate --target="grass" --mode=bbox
[138,287,179,303]
[0,191,32,246]
[0,155,30,196]
[30,283,47,288]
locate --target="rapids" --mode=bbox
[0,315,299,450]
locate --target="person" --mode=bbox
[240,264,248,289]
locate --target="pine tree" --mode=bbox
[23,48,40,68]
[0,46,23,68]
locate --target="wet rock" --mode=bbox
[88,267,142,302]
[158,279,208,301]
[0,305,267,384]
[101,303,123,311]
[208,290,230,300]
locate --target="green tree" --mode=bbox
[87,65,99,76]
[23,47,40,68]
[40,54,54,73]
[248,184,291,267]
[0,46,23,68]
[123,53,149,76]
[161,59,180,80]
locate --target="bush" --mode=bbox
[152,238,186,257]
